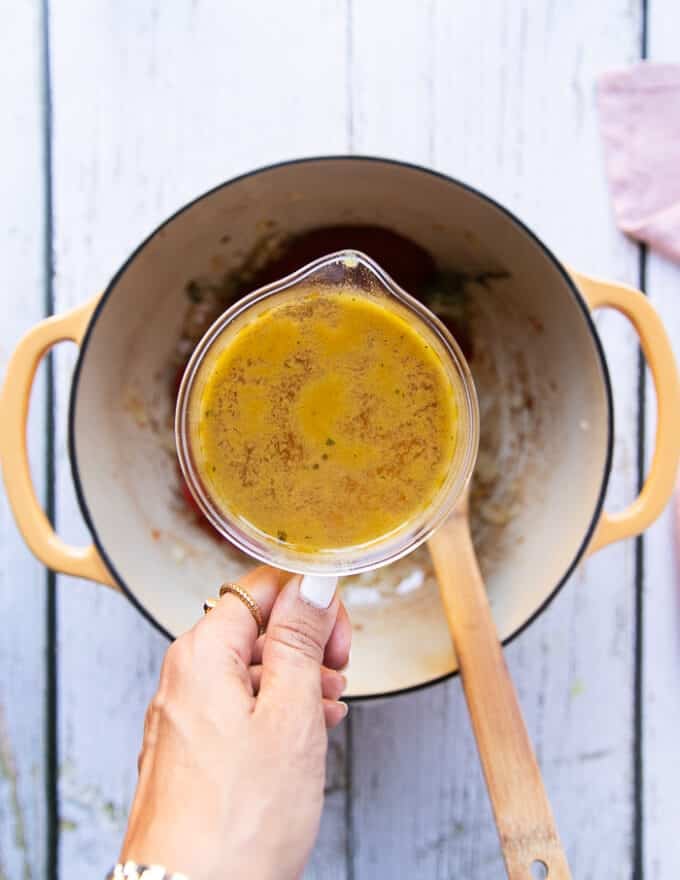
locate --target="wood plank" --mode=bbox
[644,2,680,874]
[0,3,48,879]
[348,2,643,877]
[48,2,350,876]
[642,245,680,878]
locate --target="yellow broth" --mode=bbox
[195,287,459,552]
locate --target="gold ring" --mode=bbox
[203,597,218,614]
[219,582,265,635]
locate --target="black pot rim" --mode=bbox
[67,154,615,702]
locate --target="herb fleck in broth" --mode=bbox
[194,286,460,552]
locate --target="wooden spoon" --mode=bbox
[428,489,572,879]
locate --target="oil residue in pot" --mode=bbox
[128,224,544,605]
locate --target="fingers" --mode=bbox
[197,566,282,669]
[323,699,349,729]
[258,574,340,708]
[250,665,346,702]
[323,601,352,671]
[250,633,266,666]
[250,599,351,671]
[251,664,349,728]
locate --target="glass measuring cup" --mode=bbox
[175,250,479,577]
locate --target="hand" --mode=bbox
[119,566,351,880]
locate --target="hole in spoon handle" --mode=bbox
[531,860,548,879]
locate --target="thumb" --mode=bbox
[259,574,339,703]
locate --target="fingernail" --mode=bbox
[338,673,348,694]
[338,701,349,719]
[299,574,338,609]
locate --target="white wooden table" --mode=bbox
[2,2,679,877]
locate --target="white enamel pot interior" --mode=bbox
[70,157,612,699]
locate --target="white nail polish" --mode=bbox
[299,575,338,609]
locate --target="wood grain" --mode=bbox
[429,501,571,879]
[644,4,680,875]
[348,2,643,878]
[47,2,350,876]
[643,245,680,879]
[0,3,48,879]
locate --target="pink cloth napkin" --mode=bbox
[598,62,680,263]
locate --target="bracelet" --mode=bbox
[107,862,189,880]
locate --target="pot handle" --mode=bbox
[570,269,680,554]
[0,297,118,589]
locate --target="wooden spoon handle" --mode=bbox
[429,513,572,879]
